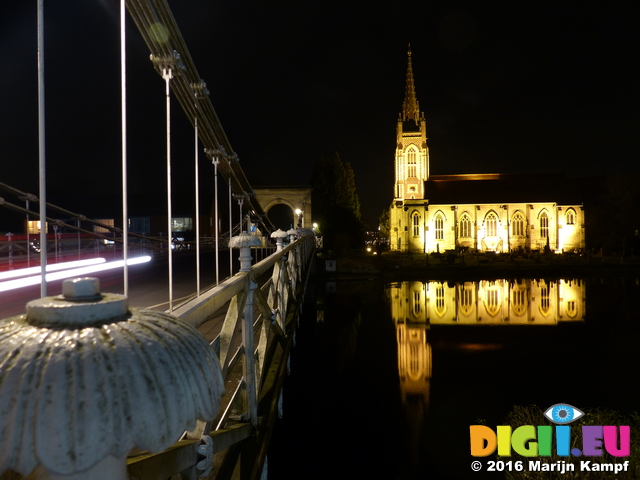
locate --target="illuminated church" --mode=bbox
[389,50,586,254]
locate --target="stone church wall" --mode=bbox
[390,200,585,254]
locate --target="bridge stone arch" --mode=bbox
[253,186,312,230]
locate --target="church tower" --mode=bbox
[394,47,429,200]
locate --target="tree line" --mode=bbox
[310,152,364,253]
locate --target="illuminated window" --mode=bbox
[407,148,417,177]
[460,214,472,238]
[410,344,420,378]
[566,300,577,318]
[540,212,549,238]
[94,219,114,233]
[435,285,446,316]
[485,288,500,316]
[435,214,444,240]
[566,209,575,225]
[485,212,498,237]
[512,287,527,316]
[27,221,47,234]
[512,213,525,237]
[540,286,550,315]
[413,291,421,316]
[412,213,420,236]
[459,284,474,316]
[172,217,192,232]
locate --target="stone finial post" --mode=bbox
[0,277,224,480]
[230,232,263,272]
[270,229,288,252]
[228,233,262,425]
[286,228,297,244]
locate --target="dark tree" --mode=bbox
[378,209,390,241]
[588,171,640,255]
[310,152,364,252]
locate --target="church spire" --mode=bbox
[402,45,421,122]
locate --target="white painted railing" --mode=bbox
[127,231,316,480]
[0,232,315,480]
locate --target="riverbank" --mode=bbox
[317,251,640,280]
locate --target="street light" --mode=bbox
[295,208,302,228]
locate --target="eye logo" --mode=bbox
[544,403,584,424]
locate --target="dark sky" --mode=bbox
[1,0,638,230]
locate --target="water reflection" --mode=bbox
[390,279,586,406]
[389,279,585,325]
[396,321,432,471]
[389,279,586,477]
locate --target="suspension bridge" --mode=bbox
[0,1,316,479]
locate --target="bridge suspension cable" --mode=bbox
[125,0,273,234]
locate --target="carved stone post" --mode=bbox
[229,233,263,426]
[230,232,263,272]
[270,229,288,252]
[0,277,224,479]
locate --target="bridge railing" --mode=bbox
[125,232,315,480]
[0,233,314,480]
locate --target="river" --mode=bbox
[268,275,640,479]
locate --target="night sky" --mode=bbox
[1,0,638,230]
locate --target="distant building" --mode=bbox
[390,49,585,253]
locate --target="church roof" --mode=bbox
[425,173,590,205]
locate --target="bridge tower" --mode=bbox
[253,186,312,230]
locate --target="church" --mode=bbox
[389,50,586,254]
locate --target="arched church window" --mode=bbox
[485,212,498,237]
[460,214,472,238]
[566,209,575,225]
[512,284,527,316]
[512,213,525,237]
[407,148,417,177]
[412,213,420,237]
[435,285,446,317]
[435,214,444,240]
[540,285,550,316]
[459,284,474,316]
[413,291,421,316]
[540,212,549,238]
[485,288,500,317]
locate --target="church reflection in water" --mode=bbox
[389,279,585,326]
[391,279,586,398]
[389,279,586,470]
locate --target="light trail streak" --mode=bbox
[0,257,107,281]
[0,256,151,293]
